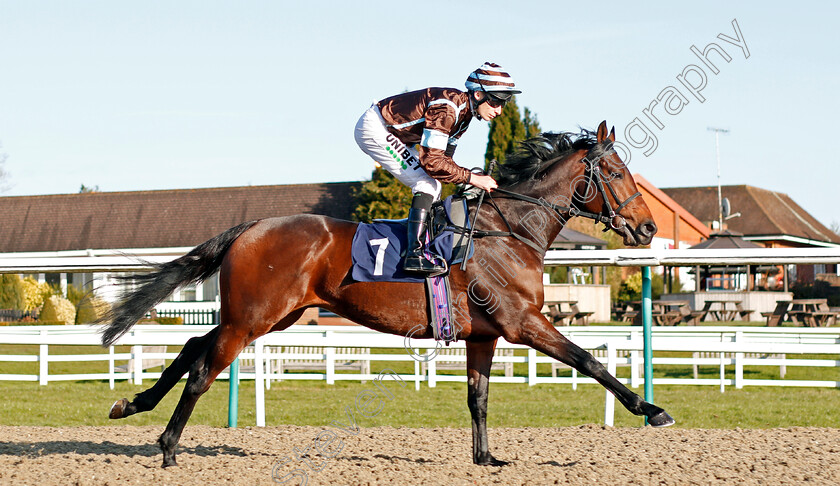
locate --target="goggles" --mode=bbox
[482,90,512,109]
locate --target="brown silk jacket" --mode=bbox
[376,88,474,184]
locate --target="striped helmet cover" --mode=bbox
[465,62,521,94]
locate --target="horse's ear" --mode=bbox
[609,126,616,142]
[596,121,608,142]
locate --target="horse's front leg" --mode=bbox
[466,339,509,466]
[506,310,674,427]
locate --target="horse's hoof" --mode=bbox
[108,398,130,419]
[648,410,675,427]
[162,458,178,468]
[476,455,509,466]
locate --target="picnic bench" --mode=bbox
[651,300,688,326]
[543,300,595,326]
[115,345,168,373]
[622,300,704,326]
[692,352,786,379]
[700,300,754,322]
[239,345,371,384]
[420,347,514,377]
[764,299,838,327]
[678,303,709,326]
[613,303,638,323]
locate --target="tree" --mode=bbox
[0,274,26,310]
[484,97,525,168]
[484,97,541,170]
[352,166,462,223]
[352,167,413,223]
[523,107,541,139]
[79,184,99,193]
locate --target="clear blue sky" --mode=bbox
[1,1,838,229]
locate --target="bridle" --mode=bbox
[449,145,642,259]
[580,154,642,231]
[492,148,641,232]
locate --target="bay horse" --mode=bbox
[102,121,674,468]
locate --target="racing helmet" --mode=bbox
[465,62,521,104]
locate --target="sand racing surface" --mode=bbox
[0,425,837,485]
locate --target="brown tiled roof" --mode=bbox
[0,182,361,253]
[661,185,840,245]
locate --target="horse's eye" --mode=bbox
[610,172,623,180]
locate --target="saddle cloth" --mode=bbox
[350,196,470,344]
[350,196,470,283]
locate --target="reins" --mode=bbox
[452,148,642,266]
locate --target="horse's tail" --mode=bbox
[99,220,259,347]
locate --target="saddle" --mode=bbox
[351,195,472,283]
[350,195,472,343]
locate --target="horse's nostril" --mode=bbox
[640,222,657,237]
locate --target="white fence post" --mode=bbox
[427,350,437,388]
[38,344,48,386]
[325,331,335,385]
[108,346,115,390]
[735,352,744,389]
[411,354,419,390]
[604,343,616,427]
[630,350,640,388]
[132,345,143,385]
[325,346,335,385]
[735,331,744,389]
[527,348,537,386]
[255,337,265,427]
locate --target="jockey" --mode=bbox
[355,62,520,275]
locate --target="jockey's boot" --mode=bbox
[403,207,446,275]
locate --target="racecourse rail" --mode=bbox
[1,324,839,426]
[1,246,839,426]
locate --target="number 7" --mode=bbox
[369,238,389,276]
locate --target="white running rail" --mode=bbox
[1,325,838,426]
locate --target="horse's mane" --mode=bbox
[497,129,606,188]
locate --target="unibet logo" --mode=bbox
[386,147,405,167]
[385,134,417,170]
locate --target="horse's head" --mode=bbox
[571,121,657,246]
[496,123,658,247]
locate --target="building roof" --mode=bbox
[551,227,607,250]
[0,182,361,253]
[689,230,761,250]
[633,174,710,239]
[661,185,840,246]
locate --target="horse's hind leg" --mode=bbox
[109,328,219,420]
[157,325,245,467]
[466,339,509,466]
[158,305,303,467]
